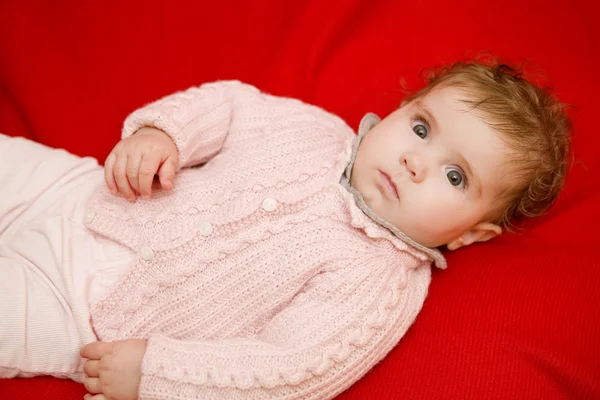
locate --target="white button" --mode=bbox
[262,197,277,212]
[198,221,213,236]
[140,246,154,260]
[326,184,336,193]
[85,212,95,223]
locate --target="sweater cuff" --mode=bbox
[121,81,244,169]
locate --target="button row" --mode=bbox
[136,197,279,261]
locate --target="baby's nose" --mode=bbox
[401,154,427,182]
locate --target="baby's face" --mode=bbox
[351,86,513,248]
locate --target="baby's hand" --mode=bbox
[81,339,148,400]
[104,127,179,202]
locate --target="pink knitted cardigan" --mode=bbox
[84,81,446,399]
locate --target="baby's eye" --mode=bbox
[446,167,465,189]
[411,120,428,139]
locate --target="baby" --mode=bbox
[0,60,571,400]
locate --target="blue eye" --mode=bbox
[446,167,465,189]
[412,121,428,139]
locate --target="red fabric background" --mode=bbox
[1,1,599,399]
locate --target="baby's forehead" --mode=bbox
[419,85,479,109]
[408,86,492,131]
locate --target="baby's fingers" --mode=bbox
[138,152,161,198]
[158,156,177,191]
[113,154,137,202]
[103,153,118,194]
[83,360,100,378]
[84,393,107,400]
[126,151,143,195]
[83,377,103,394]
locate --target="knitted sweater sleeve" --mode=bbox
[121,80,259,168]
[138,260,432,400]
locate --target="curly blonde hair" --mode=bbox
[402,57,572,230]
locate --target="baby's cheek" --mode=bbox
[416,199,467,238]
[362,184,384,205]
[439,209,477,241]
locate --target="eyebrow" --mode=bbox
[415,101,483,198]
[415,101,439,132]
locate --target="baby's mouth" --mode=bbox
[379,170,399,200]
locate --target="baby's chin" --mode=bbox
[355,183,445,248]
[389,218,447,249]
[359,188,387,213]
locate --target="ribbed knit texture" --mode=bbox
[84,81,437,399]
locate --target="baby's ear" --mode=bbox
[446,222,502,251]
